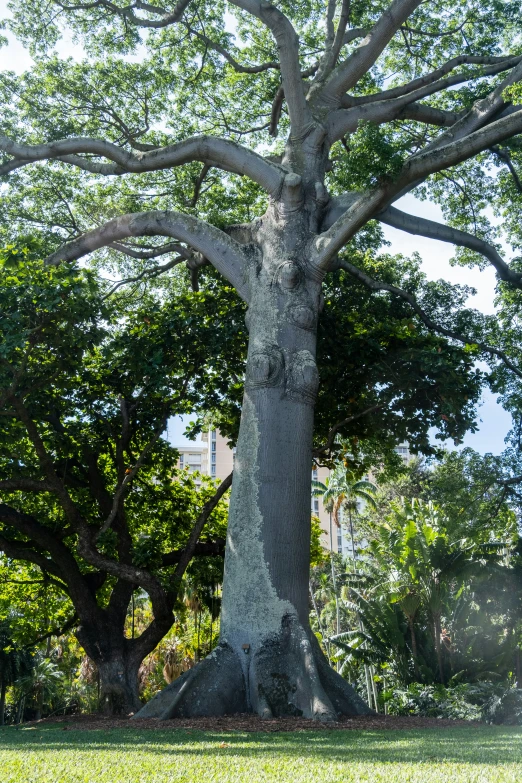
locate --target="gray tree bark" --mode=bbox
[136,202,369,720]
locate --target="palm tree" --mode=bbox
[313,463,378,687]
[368,497,503,684]
[312,466,377,567]
[18,658,64,721]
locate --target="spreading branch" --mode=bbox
[45,210,253,302]
[0,479,55,493]
[313,405,384,457]
[328,57,522,141]
[229,1,313,135]
[377,205,522,286]
[53,0,194,28]
[324,195,521,285]
[103,256,186,298]
[172,472,232,584]
[340,55,522,108]
[161,538,225,567]
[96,413,169,539]
[314,107,522,269]
[24,614,79,648]
[0,134,285,195]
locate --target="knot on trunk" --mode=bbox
[286,350,319,405]
[245,346,285,389]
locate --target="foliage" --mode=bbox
[385,681,522,725]
[0,252,234,712]
[311,449,522,716]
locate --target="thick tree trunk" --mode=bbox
[75,620,142,715]
[97,656,141,715]
[136,212,370,721]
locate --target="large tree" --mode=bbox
[0,256,234,713]
[1,0,522,720]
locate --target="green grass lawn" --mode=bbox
[1,724,522,783]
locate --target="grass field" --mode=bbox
[1,724,522,782]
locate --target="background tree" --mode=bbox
[0,0,521,720]
[0,255,233,714]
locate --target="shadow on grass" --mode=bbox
[1,726,521,766]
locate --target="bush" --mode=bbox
[384,682,522,724]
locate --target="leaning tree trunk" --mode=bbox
[137,206,370,721]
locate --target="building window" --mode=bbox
[313,499,319,513]
[179,454,184,468]
[187,453,202,473]
[211,429,216,441]
[211,453,216,464]
[395,446,408,454]
[211,465,216,477]
[211,441,216,452]
[312,468,318,480]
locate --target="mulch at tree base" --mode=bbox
[16,713,482,732]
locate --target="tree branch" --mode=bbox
[45,210,254,302]
[53,0,194,28]
[490,145,522,194]
[324,196,521,286]
[314,106,522,269]
[0,479,55,493]
[161,538,226,567]
[328,57,522,141]
[321,0,424,102]
[23,614,78,649]
[229,1,313,135]
[377,205,522,286]
[184,24,279,73]
[0,134,285,195]
[341,55,522,108]
[313,404,384,457]
[172,472,232,584]
[336,258,522,380]
[396,103,463,127]
[12,398,87,533]
[109,240,190,260]
[96,413,169,539]
[103,255,186,298]
[0,530,65,580]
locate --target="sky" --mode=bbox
[0,5,512,455]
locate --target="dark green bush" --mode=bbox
[384,682,522,724]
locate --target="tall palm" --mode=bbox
[313,464,378,686]
[313,466,378,566]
